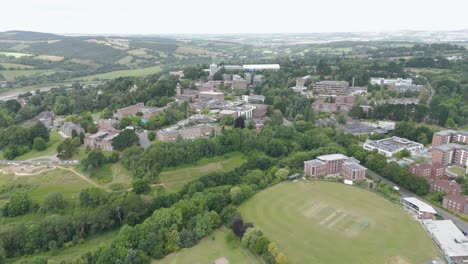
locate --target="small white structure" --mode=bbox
[370,78,412,86]
[344,179,354,185]
[402,197,436,219]
[243,64,280,71]
[422,220,468,263]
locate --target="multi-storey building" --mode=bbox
[312,81,349,95]
[432,130,468,147]
[156,124,219,142]
[442,194,468,214]
[116,102,145,119]
[429,178,461,195]
[408,163,432,178]
[433,144,468,168]
[370,78,412,86]
[198,91,224,101]
[304,154,366,181]
[84,130,119,151]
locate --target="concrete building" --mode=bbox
[116,102,145,119]
[232,79,249,89]
[292,75,311,92]
[242,64,280,71]
[198,91,224,101]
[209,64,218,76]
[61,122,84,138]
[242,95,265,104]
[84,130,119,151]
[219,110,238,119]
[433,143,468,168]
[312,81,349,95]
[402,197,436,219]
[363,136,424,157]
[304,154,366,181]
[422,220,468,263]
[432,130,468,147]
[370,78,412,87]
[156,124,219,142]
[312,95,355,113]
[442,194,468,214]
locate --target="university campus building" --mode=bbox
[303,154,367,181]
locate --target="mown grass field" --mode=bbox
[239,181,442,264]
[0,63,34,69]
[80,162,134,190]
[155,227,261,264]
[73,65,162,81]
[159,152,246,192]
[0,69,56,81]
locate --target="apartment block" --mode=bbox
[312,81,349,95]
[433,144,468,168]
[432,130,468,147]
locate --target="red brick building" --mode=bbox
[429,178,461,195]
[442,194,468,214]
[304,154,366,181]
[408,163,432,178]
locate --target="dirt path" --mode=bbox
[56,166,102,188]
[126,183,166,192]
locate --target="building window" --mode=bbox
[312,167,315,175]
[352,171,356,180]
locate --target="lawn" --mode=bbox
[0,63,34,69]
[239,181,442,264]
[73,65,162,81]
[159,152,246,192]
[0,69,56,81]
[155,227,261,264]
[80,162,134,190]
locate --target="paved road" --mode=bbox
[0,159,80,166]
[367,170,468,232]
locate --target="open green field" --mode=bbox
[159,152,246,192]
[73,65,162,81]
[155,227,261,264]
[10,230,118,264]
[0,69,55,81]
[0,51,32,58]
[406,67,450,74]
[0,63,34,69]
[80,162,133,190]
[240,181,442,264]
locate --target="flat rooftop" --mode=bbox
[365,136,422,153]
[343,162,366,171]
[199,91,224,95]
[317,154,348,161]
[434,143,468,152]
[403,197,437,214]
[423,219,468,257]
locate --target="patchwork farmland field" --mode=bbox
[240,181,442,264]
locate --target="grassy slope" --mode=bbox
[159,152,246,192]
[0,51,32,58]
[240,181,442,264]
[0,69,56,81]
[155,227,261,264]
[80,162,134,190]
[72,65,162,81]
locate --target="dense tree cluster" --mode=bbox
[0,122,50,159]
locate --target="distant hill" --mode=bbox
[0,30,65,41]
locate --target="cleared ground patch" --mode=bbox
[0,51,32,58]
[35,54,65,61]
[155,227,261,264]
[159,152,246,192]
[73,65,162,81]
[240,181,442,264]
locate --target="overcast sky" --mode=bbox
[1,0,467,35]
